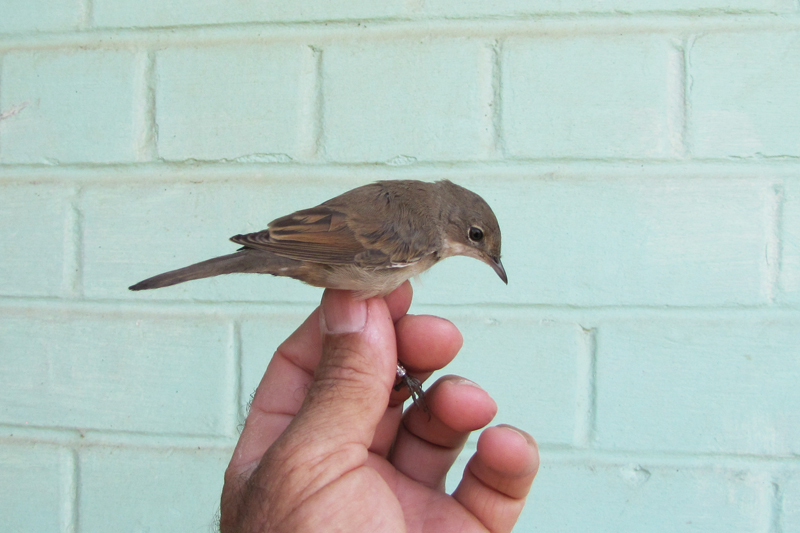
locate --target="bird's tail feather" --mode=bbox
[129,251,286,291]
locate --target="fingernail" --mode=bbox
[320,290,367,334]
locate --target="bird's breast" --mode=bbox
[322,254,439,299]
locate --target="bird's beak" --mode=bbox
[489,256,508,284]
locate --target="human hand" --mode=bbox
[220,282,538,532]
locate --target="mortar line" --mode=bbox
[314,46,325,160]
[300,45,324,161]
[79,0,93,30]
[230,320,245,436]
[66,448,79,533]
[681,38,690,157]
[574,326,597,448]
[667,39,687,158]
[476,40,496,159]
[490,39,505,158]
[766,183,785,304]
[0,424,236,449]
[0,53,4,157]
[8,296,800,319]
[770,479,784,533]
[6,160,800,185]
[538,448,800,470]
[133,50,158,162]
[683,35,697,157]
[5,15,800,52]
[62,187,84,299]
[4,422,800,470]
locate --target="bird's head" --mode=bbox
[438,180,507,284]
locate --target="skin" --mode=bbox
[219,281,539,532]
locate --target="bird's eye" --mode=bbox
[468,226,484,243]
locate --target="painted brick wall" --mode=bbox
[2,3,799,532]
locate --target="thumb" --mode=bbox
[284,289,397,453]
[220,291,399,531]
[312,289,397,434]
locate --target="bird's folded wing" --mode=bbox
[230,207,393,267]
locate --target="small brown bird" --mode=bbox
[129,179,507,297]
[130,179,505,410]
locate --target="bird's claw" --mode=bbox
[395,363,430,415]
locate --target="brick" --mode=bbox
[690,32,800,158]
[522,462,769,532]
[595,319,800,455]
[414,177,768,306]
[502,36,672,159]
[431,315,584,446]
[0,444,70,533]
[322,40,488,162]
[0,184,68,297]
[0,313,233,435]
[0,50,138,163]
[0,0,82,33]
[156,44,309,161]
[79,446,228,533]
[83,180,364,302]
[424,0,792,16]
[93,0,407,28]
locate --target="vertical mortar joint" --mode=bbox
[765,183,785,304]
[134,50,158,162]
[63,187,84,299]
[229,321,245,436]
[300,45,324,161]
[770,480,784,533]
[79,0,94,30]
[490,38,505,159]
[667,39,688,159]
[574,325,597,449]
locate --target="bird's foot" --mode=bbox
[395,363,429,415]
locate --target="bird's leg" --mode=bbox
[395,363,429,414]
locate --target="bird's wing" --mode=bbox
[230,206,397,267]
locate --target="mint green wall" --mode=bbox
[2,3,800,532]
